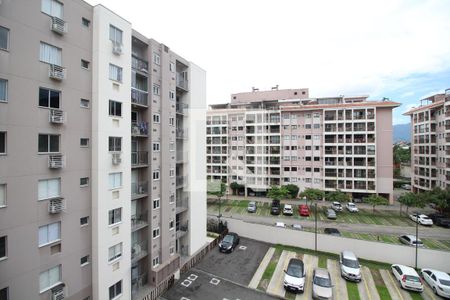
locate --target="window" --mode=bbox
[170,246,175,255]
[169,220,174,230]
[40,42,62,66]
[81,17,90,27]
[169,194,175,203]
[80,98,90,108]
[152,228,160,238]
[81,59,90,69]
[80,216,89,226]
[153,114,160,123]
[38,222,60,246]
[108,137,122,152]
[0,79,7,102]
[153,170,160,180]
[169,90,175,100]
[0,132,5,154]
[41,0,63,18]
[170,169,175,177]
[153,198,160,209]
[0,287,8,300]
[0,236,6,259]
[108,173,122,189]
[108,208,122,225]
[38,178,60,200]
[39,88,60,108]
[152,143,160,152]
[109,64,122,82]
[80,138,89,147]
[0,184,5,207]
[0,26,9,51]
[80,255,89,266]
[108,100,122,117]
[108,243,122,262]
[169,62,175,72]
[152,256,159,267]
[169,117,175,126]
[39,265,61,293]
[153,53,160,65]
[80,177,89,187]
[169,142,175,152]
[109,280,122,300]
[38,134,59,153]
[109,25,122,45]
[153,84,160,95]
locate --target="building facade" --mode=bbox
[404,89,450,192]
[0,1,207,300]
[207,88,398,202]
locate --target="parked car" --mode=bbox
[275,222,286,228]
[398,235,424,247]
[283,204,294,216]
[284,258,306,293]
[346,202,359,213]
[292,224,303,230]
[271,199,281,215]
[247,201,257,213]
[324,228,341,236]
[421,268,450,298]
[331,201,343,212]
[391,264,423,292]
[339,251,362,282]
[428,213,450,228]
[312,268,333,300]
[326,209,337,220]
[409,213,433,226]
[401,184,412,190]
[298,204,310,216]
[219,233,240,253]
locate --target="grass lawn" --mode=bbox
[371,269,392,300]
[257,248,282,291]
[346,282,361,300]
[408,292,424,300]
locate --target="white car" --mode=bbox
[275,222,286,228]
[409,213,433,226]
[340,251,362,282]
[421,268,450,298]
[346,203,359,213]
[391,264,423,292]
[331,201,343,212]
[284,258,305,292]
[398,235,424,247]
[283,204,294,216]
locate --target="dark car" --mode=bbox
[219,233,240,253]
[271,199,281,215]
[324,228,341,236]
[428,213,450,228]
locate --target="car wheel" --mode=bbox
[433,287,437,295]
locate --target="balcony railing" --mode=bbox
[131,122,149,136]
[131,56,149,73]
[176,176,187,188]
[51,16,67,34]
[176,73,189,91]
[176,128,188,139]
[176,221,188,239]
[131,88,148,107]
[131,151,148,167]
[131,240,148,263]
[176,197,189,214]
[131,211,148,231]
[48,197,65,214]
[176,103,189,114]
[131,182,148,199]
[49,109,65,124]
[48,154,64,169]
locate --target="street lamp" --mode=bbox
[315,201,318,253]
[415,218,419,269]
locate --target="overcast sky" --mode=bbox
[86,0,450,124]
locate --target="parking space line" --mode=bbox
[248,247,275,289]
[379,269,407,300]
[327,259,348,300]
[267,250,297,297]
[359,266,380,300]
[295,254,318,300]
[422,283,437,300]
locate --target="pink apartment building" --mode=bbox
[207,88,399,203]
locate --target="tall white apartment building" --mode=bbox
[0,1,207,299]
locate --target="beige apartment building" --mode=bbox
[207,88,399,202]
[0,1,207,300]
[404,89,450,192]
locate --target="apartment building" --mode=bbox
[0,1,207,300]
[404,89,450,192]
[207,88,398,202]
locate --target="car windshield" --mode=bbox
[421,216,430,220]
[348,203,355,207]
[314,276,332,287]
[287,262,304,277]
[405,275,420,282]
[439,279,450,286]
[249,203,255,207]
[223,235,234,243]
[343,258,359,268]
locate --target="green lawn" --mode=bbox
[371,269,392,300]
[257,248,282,291]
[346,282,361,300]
[408,292,424,300]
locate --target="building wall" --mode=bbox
[376,107,394,200]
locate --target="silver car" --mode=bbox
[247,201,257,213]
[312,268,333,300]
[326,209,337,220]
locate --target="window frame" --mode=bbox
[109,25,123,45]
[0,79,7,102]
[0,131,6,155]
[153,142,160,152]
[108,172,122,190]
[39,264,62,293]
[108,136,122,152]
[152,256,160,268]
[38,134,60,154]
[39,42,62,66]
[80,177,89,187]
[38,178,61,201]
[109,63,123,83]
[38,221,61,247]
[80,138,89,148]
[153,52,160,65]
[109,280,122,300]
[81,17,90,27]
[80,98,90,108]
[39,87,61,109]
[80,216,89,227]
[152,227,160,239]
[108,207,122,226]
[153,198,160,210]
[81,59,90,69]
[152,170,160,181]
[109,100,122,117]
[108,243,122,263]
[0,184,6,208]
[153,113,160,124]
[0,235,7,260]
[153,84,160,96]
[0,26,10,51]
[80,255,89,266]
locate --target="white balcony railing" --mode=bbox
[51,16,67,34]
[48,198,65,214]
[49,64,66,81]
[48,154,64,169]
[49,109,65,124]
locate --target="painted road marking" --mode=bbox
[380,269,404,300]
[181,279,192,287]
[248,247,275,289]
[296,254,318,300]
[267,250,297,297]
[210,278,221,285]
[187,274,198,281]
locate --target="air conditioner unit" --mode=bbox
[112,152,122,165]
[52,289,65,300]
[48,155,64,169]
[51,16,68,34]
[49,64,66,81]
[112,42,123,55]
[49,109,65,124]
[48,198,65,214]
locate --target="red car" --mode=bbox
[298,204,310,216]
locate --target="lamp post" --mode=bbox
[415,218,419,269]
[315,201,318,253]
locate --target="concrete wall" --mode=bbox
[376,107,394,201]
[226,218,450,273]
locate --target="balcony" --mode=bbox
[131,240,148,263]
[50,16,67,34]
[131,151,148,167]
[131,88,148,107]
[176,72,189,91]
[131,211,148,232]
[48,197,65,214]
[49,64,66,81]
[131,182,148,199]
[131,122,149,136]
[49,109,65,124]
[176,103,189,114]
[176,197,189,214]
[176,176,187,188]
[132,56,148,73]
[176,222,188,239]
[131,272,148,297]
[48,154,64,169]
[176,128,188,139]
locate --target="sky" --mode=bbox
[86,0,450,125]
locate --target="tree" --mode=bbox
[230,181,243,195]
[267,185,289,201]
[207,181,227,198]
[299,188,324,205]
[285,184,300,199]
[398,192,425,215]
[426,188,450,213]
[326,190,350,203]
[364,195,389,213]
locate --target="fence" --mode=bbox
[140,275,174,300]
